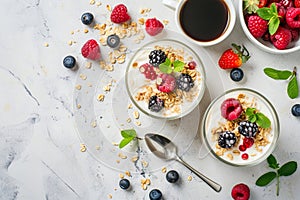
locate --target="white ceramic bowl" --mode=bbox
[125,39,206,120]
[202,88,279,166]
[238,0,300,54]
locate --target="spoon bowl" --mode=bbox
[145,133,222,192]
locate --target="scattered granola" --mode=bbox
[97,94,105,101]
[141,178,151,190]
[80,143,87,152]
[75,84,82,90]
[118,153,127,159]
[91,120,97,128]
[133,111,140,119]
[80,74,87,80]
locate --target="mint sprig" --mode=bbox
[257,3,280,35]
[119,129,137,148]
[264,67,299,99]
[159,58,185,74]
[245,107,271,128]
[256,154,297,196]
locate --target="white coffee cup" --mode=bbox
[163,0,236,46]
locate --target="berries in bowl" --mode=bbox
[202,88,279,166]
[239,0,300,54]
[125,39,206,120]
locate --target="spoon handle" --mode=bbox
[176,156,222,192]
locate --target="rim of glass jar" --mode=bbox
[201,87,280,167]
[125,39,206,120]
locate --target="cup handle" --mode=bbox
[162,0,179,10]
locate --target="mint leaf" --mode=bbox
[287,75,299,99]
[256,113,271,128]
[119,137,134,148]
[245,108,271,128]
[248,114,257,123]
[257,7,273,20]
[270,2,277,14]
[119,129,137,148]
[264,68,292,80]
[173,60,185,72]
[278,161,297,176]
[256,154,298,196]
[256,171,277,186]
[121,129,136,138]
[268,154,279,169]
[269,17,280,35]
[159,58,172,74]
[246,107,256,116]
[257,3,280,35]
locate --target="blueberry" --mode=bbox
[166,170,179,183]
[63,55,76,69]
[230,68,244,82]
[291,104,300,116]
[107,34,120,49]
[81,12,94,25]
[119,179,130,190]
[149,189,162,200]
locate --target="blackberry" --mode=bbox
[238,121,258,138]
[218,131,237,148]
[176,73,194,92]
[148,96,164,112]
[149,50,167,67]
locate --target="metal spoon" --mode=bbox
[145,133,222,192]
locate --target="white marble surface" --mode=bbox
[0,0,299,199]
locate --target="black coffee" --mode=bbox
[179,0,229,42]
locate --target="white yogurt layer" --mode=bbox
[126,40,205,119]
[203,89,279,166]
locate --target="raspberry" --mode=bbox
[188,61,197,70]
[280,0,294,7]
[156,74,176,93]
[110,4,130,24]
[295,0,300,7]
[239,145,247,152]
[247,15,268,38]
[241,153,249,160]
[289,28,300,41]
[139,63,157,80]
[231,183,250,200]
[243,137,254,148]
[286,7,300,28]
[220,98,243,121]
[145,18,164,36]
[270,26,292,49]
[81,39,101,60]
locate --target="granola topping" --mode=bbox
[211,93,274,164]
